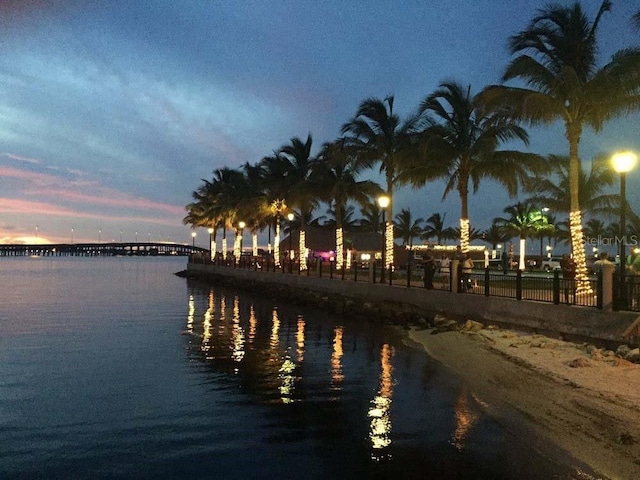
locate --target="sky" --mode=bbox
[0,0,639,247]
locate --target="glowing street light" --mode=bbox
[208,227,215,261]
[612,151,637,307]
[238,221,246,254]
[191,231,197,247]
[378,195,390,283]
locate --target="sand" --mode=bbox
[406,324,640,479]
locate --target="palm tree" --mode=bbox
[279,134,319,270]
[481,223,512,250]
[494,202,551,270]
[524,154,618,218]
[481,1,640,291]
[357,202,383,233]
[341,96,423,268]
[314,139,382,269]
[422,212,455,245]
[394,208,423,248]
[405,81,543,254]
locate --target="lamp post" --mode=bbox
[378,195,390,283]
[71,227,74,244]
[287,213,294,260]
[612,151,637,267]
[612,151,637,307]
[191,231,196,247]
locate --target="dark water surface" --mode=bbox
[0,257,595,479]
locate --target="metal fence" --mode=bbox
[189,253,628,311]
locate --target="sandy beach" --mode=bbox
[406,324,640,479]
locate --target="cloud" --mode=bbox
[1,152,42,164]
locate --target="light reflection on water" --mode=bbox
[0,258,601,479]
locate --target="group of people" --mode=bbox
[421,247,474,292]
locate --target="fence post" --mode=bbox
[371,263,376,284]
[407,263,411,288]
[451,259,460,293]
[318,259,323,278]
[329,260,333,279]
[341,264,345,281]
[388,265,393,286]
[553,270,560,305]
[484,267,490,296]
[601,263,614,311]
[354,261,358,282]
[516,270,523,301]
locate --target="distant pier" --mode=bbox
[0,242,207,257]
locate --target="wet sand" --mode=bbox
[406,325,640,479]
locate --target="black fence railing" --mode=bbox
[189,253,621,311]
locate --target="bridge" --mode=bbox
[0,242,207,257]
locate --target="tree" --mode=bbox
[481,1,640,290]
[405,81,543,253]
[494,202,551,270]
[524,154,617,218]
[422,212,455,245]
[278,134,319,269]
[394,208,423,248]
[481,223,512,250]
[314,139,382,268]
[341,96,423,268]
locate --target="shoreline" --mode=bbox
[404,325,640,479]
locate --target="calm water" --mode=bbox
[0,257,594,479]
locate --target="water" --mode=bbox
[0,257,594,479]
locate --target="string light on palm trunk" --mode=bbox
[336,227,344,270]
[299,230,307,270]
[385,223,394,269]
[460,218,470,253]
[569,211,592,296]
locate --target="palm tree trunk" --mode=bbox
[459,177,470,253]
[335,203,344,270]
[385,173,394,268]
[567,126,592,294]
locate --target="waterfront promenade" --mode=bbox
[186,255,640,345]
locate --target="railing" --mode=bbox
[189,253,632,311]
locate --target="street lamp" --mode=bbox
[238,221,245,254]
[287,213,294,260]
[612,151,637,270]
[191,231,197,247]
[378,195,390,283]
[71,227,74,244]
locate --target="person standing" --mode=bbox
[560,254,576,305]
[439,255,451,289]
[422,251,436,290]
[501,250,509,275]
[461,253,474,292]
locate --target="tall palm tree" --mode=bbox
[314,139,382,269]
[394,208,423,248]
[279,134,319,270]
[481,222,512,250]
[341,96,423,268]
[357,202,383,233]
[405,81,543,254]
[524,154,617,218]
[481,1,640,291]
[494,202,551,270]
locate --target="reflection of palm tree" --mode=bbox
[481,1,640,290]
[406,81,540,253]
[494,202,551,270]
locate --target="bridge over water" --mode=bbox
[0,242,207,257]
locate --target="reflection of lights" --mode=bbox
[201,290,214,357]
[368,343,394,459]
[296,316,305,363]
[330,326,344,394]
[231,297,245,366]
[187,294,195,333]
[270,309,280,350]
[248,305,257,344]
[299,230,307,270]
[279,356,297,403]
[336,228,344,270]
[451,389,478,451]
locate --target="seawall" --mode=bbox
[184,263,640,346]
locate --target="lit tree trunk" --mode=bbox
[335,202,344,270]
[459,173,470,253]
[252,231,258,257]
[519,237,526,271]
[385,171,394,269]
[274,215,281,267]
[222,225,227,260]
[566,124,591,294]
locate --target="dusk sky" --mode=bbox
[1,0,638,247]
